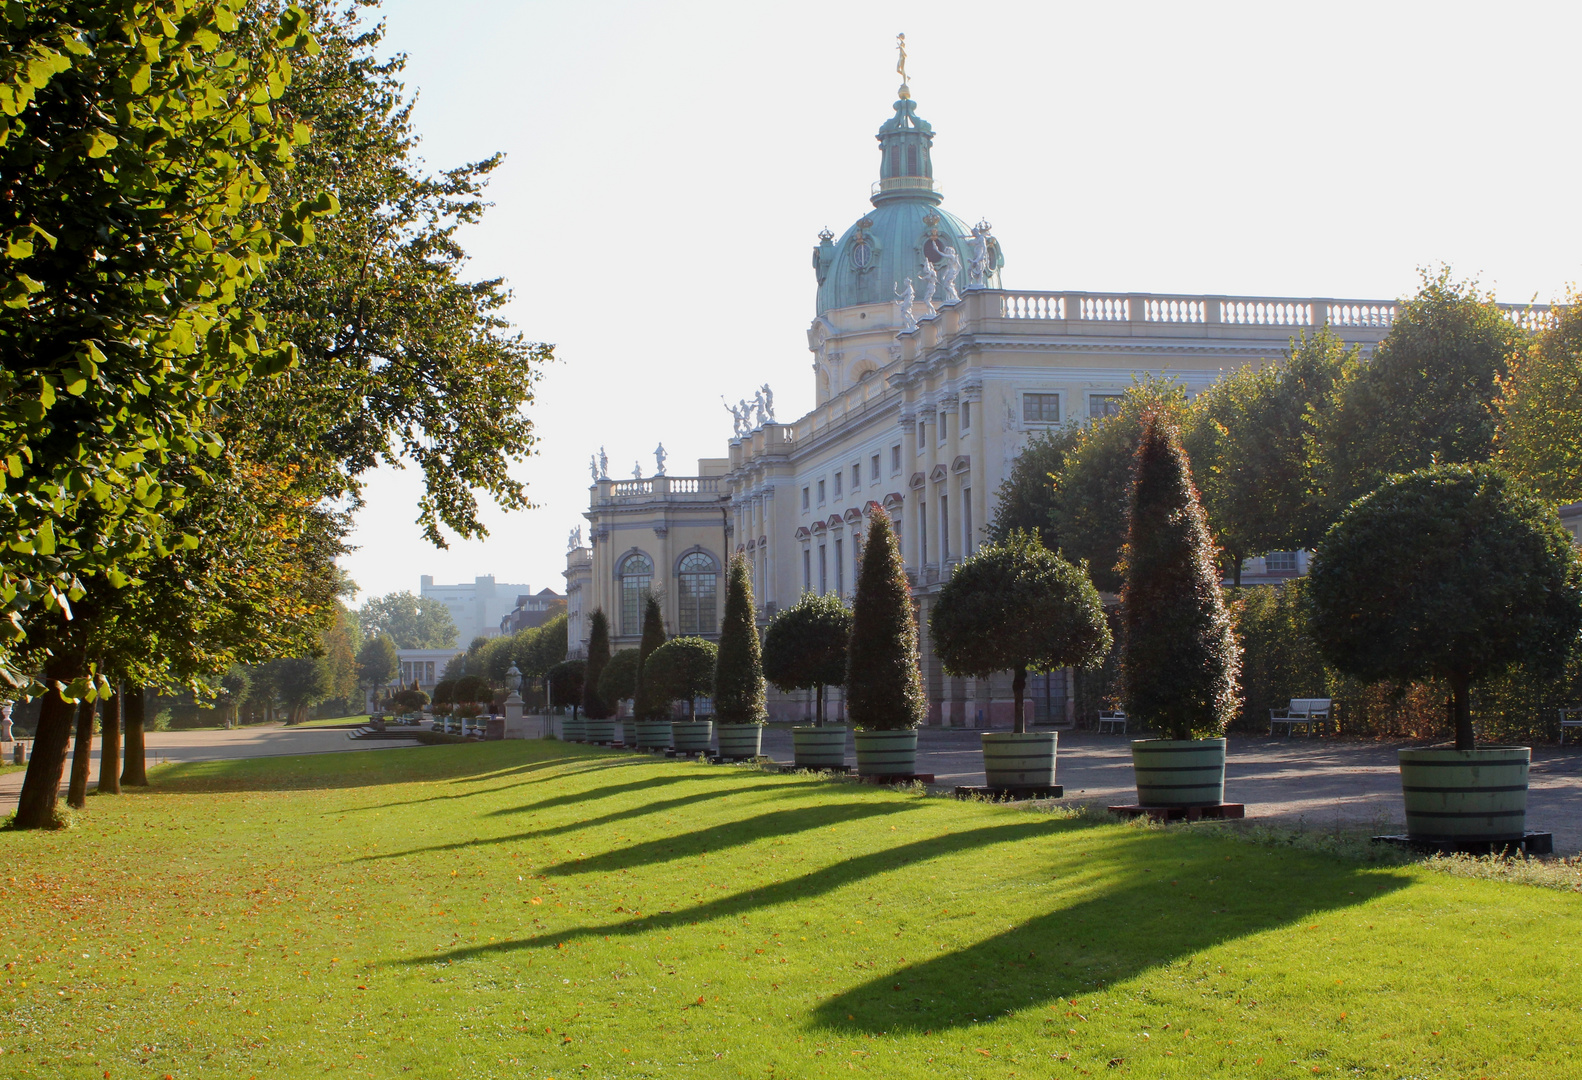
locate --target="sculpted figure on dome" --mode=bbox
[966,225,989,288]
[918,257,938,312]
[760,384,775,422]
[938,245,961,304]
[894,279,918,332]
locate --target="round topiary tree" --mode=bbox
[763,591,853,726]
[391,688,429,712]
[548,660,585,721]
[598,648,641,711]
[645,637,718,720]
[582,608,613,720]
[1120,412,1242,739]
[930,529,1112,734]
[431,679,456,712]
[713,554,768,724]
[846,510,926,730]
[1310,464,1582,750]
[632,593,668,720]
[453,673,490,707]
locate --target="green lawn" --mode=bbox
[2,741,1579,1079]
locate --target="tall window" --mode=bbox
[919,501,928,566]
[819,545,828,594]
[916,421,926,453]
[619,553,653,636]
[963,488,973,555]
[871,454,881,481]
[817,479,826,503]
[834,538,844,595]
[940,495,949,561]
[938,411,948,441]
[891,445,901,473]
[853,463,861,488]
[834,472,842,497]
[961,401,971,429]
[803,549,811,593]
[677,552,718,635]
[802,487,809,509]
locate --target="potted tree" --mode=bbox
[713,554,768,759]
[1121,414,1242,806]
[1309,464,1582,843]
[764,592,853,769]
[846,511,926,776]
[630,595,673,751]
[930,530,1111,791]
[598,648,641,743]
[646,637,718,754]
[579,608,612,743]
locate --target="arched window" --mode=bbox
[619,553,653,636]
[677,552,718,635]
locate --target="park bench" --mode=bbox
[1269,698,1332,737]
[1560,706,1582,745]
[1096,710,1128,735]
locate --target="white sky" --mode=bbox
[338,0,1582,605]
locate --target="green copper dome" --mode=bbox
[812,91,1003,316]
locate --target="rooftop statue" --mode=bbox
[598,447,609,479]
[918,257,938,313]
[938,245,961,304]
[760,383,776,422]
[654,442,668,476]
[567,525,582,551]
[753,389,769,428]
[589,453,599,482]
[894,278,918,332]
[632,461,643,480]
[722,396,746,438]
[966,222,992,288]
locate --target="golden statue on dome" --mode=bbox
[896,33,909,99]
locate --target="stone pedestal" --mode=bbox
[502,692,527,739]
[0,704,11,743]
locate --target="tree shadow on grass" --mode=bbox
[353,780,813,863]
[480,769,742,819]
[811,828,1414,1034]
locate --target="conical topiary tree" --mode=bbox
[1119,412,1241,739]
[632,594,668,719]
[713,554,767,724]
[930,530,1112,734]
[845,511,926,730]
[645,637,718,720]
[581,608,613,720]
[763,591,853,726]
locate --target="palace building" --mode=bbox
[564,71,1550,725]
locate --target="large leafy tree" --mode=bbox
[1119,414,1241,740]
[713,555,766,724]
[547,659,584,720]
[762,592,852,726]
[356,591,457,649]
[987,426,1080,550]
[930,531,1111,734]
[845,512,925,731]
[1309,465,1582,750]
[1495,298,1582,505]
[357,633,399,700]
[1319,269,1527,510]
[515,612,568,683]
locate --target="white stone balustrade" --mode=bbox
[993,289,1555,330]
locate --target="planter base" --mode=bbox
[1372,831,1552,857]
[955,784,1062,800]
[856,772,934,786]
[776,764,851,775]
[1108,802,1245,822]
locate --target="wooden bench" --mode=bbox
[1096,710,1128,735]
[1560,707,1582,745]
[1270,698,1332,737]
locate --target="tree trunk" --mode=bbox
[67,698,96,809]
[121,683,148,787]
[1450,669,1475,751]
[815,683,825,727]
[98,692,121,794]
[1013,665,1028,735]
[1230,552,1243,589]
[13,679,79,829]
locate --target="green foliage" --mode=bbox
[430,679,456,708]
[1119,414,1242,740]
[514,613,569,679]
[547,660,584,718]
[845,512,925,731]
[1495,296,1582,504]
[713,555,767,725]
[452,673,489,706]
[582,608,613,720]
[356,633,399,692]
[271,655,334,725]
[356,591,458,650]
[1309,464,1582,749]
[1050,378,1189,592]
[391,688,428,712]
[930,531,1111,734]
[598,649,641,707]
[1231,580,1333,731]
[762,592,853,724]
[1319,269,1527,510]
[480,636,517,688]
[632,595,668,720]
[988,427,1080,549]
[645,637,718,720]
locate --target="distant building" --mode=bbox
[500,588,566,636]
[419,574,531,646]
[1560,502,1581,549]
[365,646,465,712]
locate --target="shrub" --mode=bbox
[645,637,718,720]
[391,688,429,712]
[1309,464,1582,749]
[632,594,668,720]
[582,608,613,720]
[762,592,853,726]
[713,554,767,724]
[598,649,641,708]
[845,511,925,731]
[930,530,1111,734]
[452,673,489,705]
[431,679,456,707]
[548,660,585,719]
[1119,413,1242,740]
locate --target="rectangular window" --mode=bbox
[818,545,828,594]
[963,488,973,555]
[1090,394,1124,419]
[938,411,948,441]
[852,463,861,488]
[891,445,901,473]
[834,472,842,497]
[940,495,949,561]
[916,421,926,453]
[919,502,928,566]
[1265,551,1298,573]
[1023,393,1061,423]
[802,486,809,510]
[803,549,811,593]
[817,479,826,504]
[834,538,844,595]
[961,401,971,429]
[872,454,881,481]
